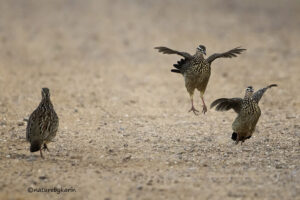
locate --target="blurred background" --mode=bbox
[0,0,299,199]
[0,0,299,114]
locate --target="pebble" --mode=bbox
[275,164,285,169]
[0,121,7,126]
[108,149,114,153]
[123,155,131,162]
[17,122,25,126]
[286,114,296,119]
[39,176,47,180]
[147,180,153,185]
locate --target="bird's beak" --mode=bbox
[204,51,206,55]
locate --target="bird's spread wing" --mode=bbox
[210,98,243,113]
[252,84,277,103]
[173,57,189,70]
[206,47,246,64]
[154,46,192,59]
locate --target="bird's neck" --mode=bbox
[244,94,252,100]
[195,51,204,58]
[40,98,53,108]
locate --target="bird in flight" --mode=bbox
[155,45,246,115]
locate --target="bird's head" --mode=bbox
[196,45,206,55]
[41,88,50,99]
[245,86,254,97]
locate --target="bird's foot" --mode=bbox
[40,149,45,159]
[240,139,246,145]
[189,106,199,115]
[42,144,49,152]
[202,105,208,114]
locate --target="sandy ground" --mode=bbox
[0,0,299,199]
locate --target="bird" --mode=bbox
[26,88,59,158]
[155,45,246,115]
[210,84,277,144]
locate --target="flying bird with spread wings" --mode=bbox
[155,45,246,115]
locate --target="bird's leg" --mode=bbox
[235,133,240,145]
[188,93,199,115]
[200,93,207,114]
[240,138,244,145]
[43,143,49,152]
[40,149,44,159]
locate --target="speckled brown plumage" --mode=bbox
[155,45,246,115]
[26,88,59,158]
[210,84,277,144]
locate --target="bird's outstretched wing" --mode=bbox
[154,46,192,59]
[206,47,246,64]
[252,84,277,103]
[210,98,243,113]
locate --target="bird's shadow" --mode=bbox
[7,152,40,161]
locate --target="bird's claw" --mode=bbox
[42,144,49,152]
[189,107,199,115]
[202,105,208,114]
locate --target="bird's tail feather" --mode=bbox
[173,58,186,69]
[267,84,278,89]
[30,140,42,152]
[171,69,181,73]
[231,132,238,141]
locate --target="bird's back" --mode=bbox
[26,107,41,142]
[233,98,261,134]
[26,100,59,144]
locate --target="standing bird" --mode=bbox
[210,84,277,144]
[26,88,59,158]
[155,45,246,114]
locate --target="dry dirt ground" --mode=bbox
[0,0,299,199]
